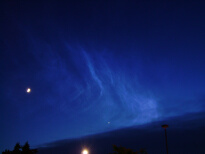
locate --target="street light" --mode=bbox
[161,124,169,154]
[82,149,89,154]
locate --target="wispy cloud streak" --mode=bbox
[82,50,104,96]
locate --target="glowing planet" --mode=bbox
[26,88,31,93]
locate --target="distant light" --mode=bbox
[82,149,88,154]
[26,88,31,93]
[108,122,110,124]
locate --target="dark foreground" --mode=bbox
[37,112,205,154]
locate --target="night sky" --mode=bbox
[1,0,205,153]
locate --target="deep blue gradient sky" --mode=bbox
[1,0,205,152]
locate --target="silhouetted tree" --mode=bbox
[22,142,32,154]
[110,145,148,154]
[2,149,12,154]
[13,142,21,154]
[2,142,38,154]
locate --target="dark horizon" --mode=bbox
[1,0,205,153]
[37,111,205,153]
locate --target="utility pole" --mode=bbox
[161,124,169,154]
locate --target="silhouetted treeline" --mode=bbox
[109,144,147,154]
[2,142,38,154]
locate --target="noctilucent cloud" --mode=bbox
[1,0,205,151]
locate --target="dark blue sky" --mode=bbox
[1,0,205,153]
